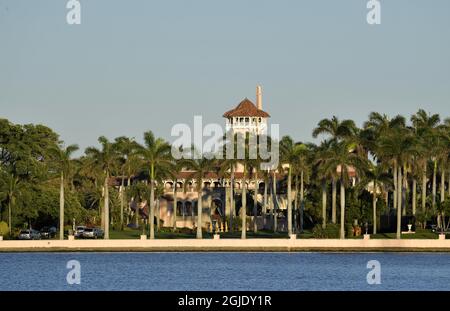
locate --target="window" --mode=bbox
[245,117,249,124]
[259,118,262,122]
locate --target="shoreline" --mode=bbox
[1,237,449,253]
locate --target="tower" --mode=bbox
[223,85,270,135]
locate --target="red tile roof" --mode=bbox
[223,98,270,118]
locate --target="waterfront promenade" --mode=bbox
[1,235,448,252]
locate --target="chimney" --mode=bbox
[256,85,262,110]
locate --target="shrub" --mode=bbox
[0,221,9,237]
[312,224,340,239]
[346,224,355,238]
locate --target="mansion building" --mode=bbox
[142,86,288,231]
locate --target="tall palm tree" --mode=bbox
[280,136,308,235]
[315,140,334,229]
[186,156,216,239]
[319,141,368,239]
[378,127,417,239]
[313,116,356,222]
[85,137,119,239]
[357,163,391,234]
[138,131,172,239]
[364,112,406,213]
[85,136,118,239]
[0,170,23,235]
[218,134,241,233]
[50,143,79,239]
[411,110,441,211]
[114,136,139,230]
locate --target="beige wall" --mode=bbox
[1,236,448,252]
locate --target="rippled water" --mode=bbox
[0,252,449,291]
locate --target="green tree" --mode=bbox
[85,137,119,239]
[49,144,79,239]
[138,131,172,239]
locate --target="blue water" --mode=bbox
[0,252,449,291]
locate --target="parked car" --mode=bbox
[82,227,104,239]
[75,226,86,238]
[40,227,57,239]
[18,229,41,240]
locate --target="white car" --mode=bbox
[82,228,104,239]
[18,229,41,240]
[74,226,86,238]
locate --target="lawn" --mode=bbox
[108,227,446,240]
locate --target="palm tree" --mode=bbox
[186,156,216,239]
[378,127,417,239]
[295,143,312,232]
[313,117,356,222]
[138,131,172,239]
[364,112,406,213]
[314,140,334,229]
[85,136,119,239]
[280,136,309,235]
[114,136,140,230]
[319,141,368,239]
[357,163,391,234]
[218,135,241,233]
[411,110,441,211]
[50,143,79,239]
[0,170,22,235]
[312,116,356,143]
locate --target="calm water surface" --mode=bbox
[0,252,449,291]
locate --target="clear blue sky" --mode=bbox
[1,0,449,152]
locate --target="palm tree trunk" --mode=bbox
[173,181,177,230]
[120,176,125,230]
[396,166,402,239]
[300,170,304,233]
[331,178,337,224]
[412,179,417,216]
[393,162,398,211]
[59,172,65,240]
[241,168,247,239]
[8,196,12,235]
[373,180,377,235]
[104,172,110,239]
[441,170,445,203]
[253,172,258,233]
[263,176,268,229]
[197,188,203,239]
[432,160,437,210]
[229,166,234,233]
[340,178,345,239]
[422,163,427,212]
[403,165,407,216]
[294,174,299,232]
[272,171,277,232]
[322,181,327,229]
[156,199,160,231]
[287,167,293,235]
[149,179,155,239]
